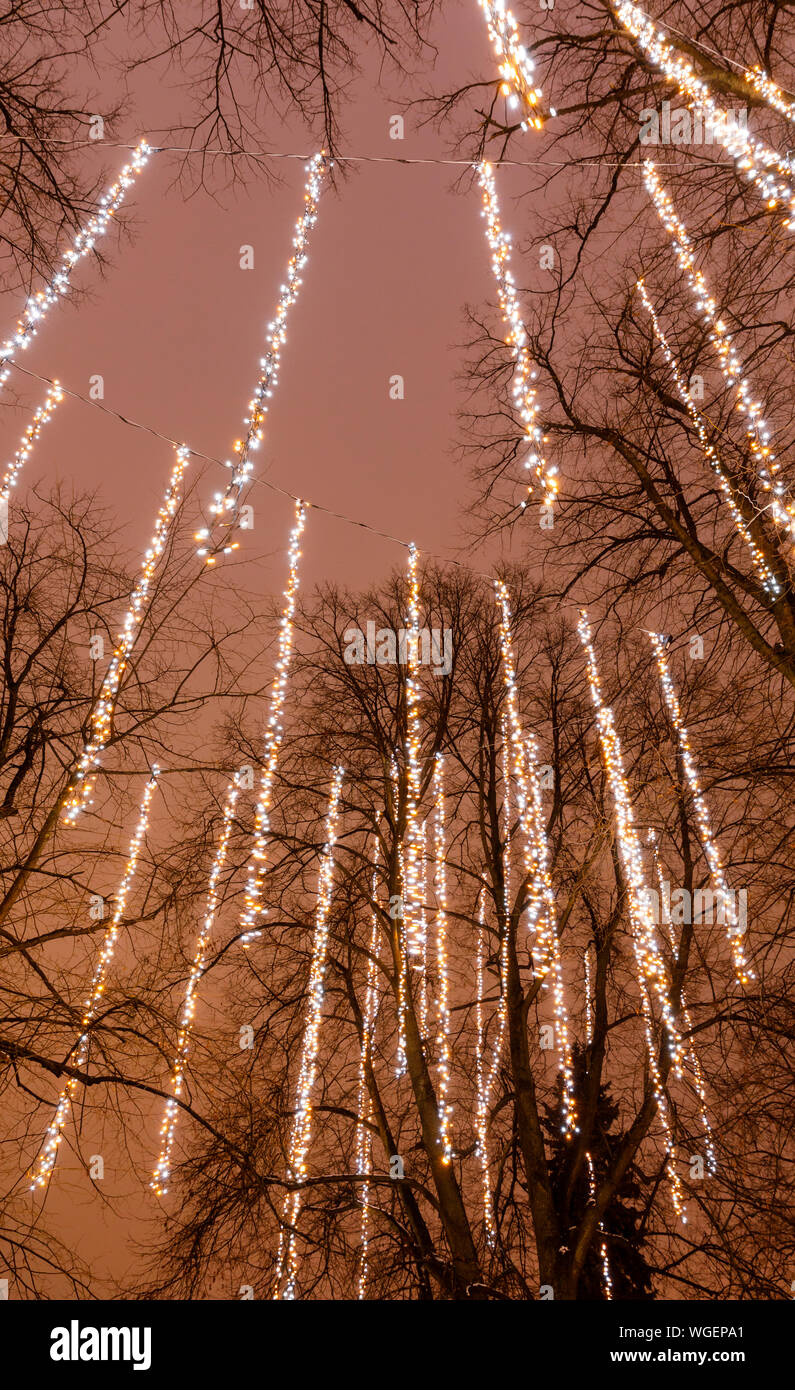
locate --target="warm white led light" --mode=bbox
[495,581,576,1135]
[648,829,717,1174]
[201,154,329,562]
[636,279,782,596]
[648,633,753,986]
[30,770,159,1188]
[62,445,191,822]
[0,381,64,505]
[151,779,240,1196]
[478,1,547,132]
[431,755,453,1164]
[644,163,795,545]
[239,500,306,946]
[617,3,795,227]
[578,611,685,1219]
[0,141,151,396]
[275,765,344,1300]
[355,836,381,1299]
[478,163,557,511]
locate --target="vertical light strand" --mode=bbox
[30,769,159,1189]
[648,632,753,985]
[196,153,329,562]
[524,732,577,1135]
[431,754,453,1164]
[477,1,550,131]
[585,1152,613,1299]
[495,579,576,1134]
[474,880,488,1234]
[478,162,557,511]
[578,611,686,1219]
[476,719,512,1243]
[62,445,191,823]
[636,278,782,596]
[151,778,240,1196]
[644,161,795,542]
[239,499,307,945]
[0,381,64,506]
[402,543,425,964]
[0,140,151,395]
[584,942,593,1046]
[390,753,409,1078]
[275,765,345,1300]
[648,830,717,1174]
[616,3,795,226]
[417,817,429,1035]
[356,834,381,1299]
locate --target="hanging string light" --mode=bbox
[474,880,491,1240]
[0,381,64,507]
[402,543,425,964]
[151,778,240,1197]
[275,765,344,1300]
[584,941,593,1046]
[616,3,795,226]
[238,499,307,946]
[585,1151,613,1299]
[643,163,795,543]
[648,830,717,1174]
[495,580,576,1135]
[744,66,795,125]
[391,755,409,1079]
[477,1,551,131]
[636,279,783,597]
[417,817,429,1036]
[0,141,151,396]
[524,732,577,1135]
[30,770,159,1189]
[196,153,329,563]
[478,162,557,512]
[578,612,686,1219]
[431,754,453,1164]
[355,835,381,1299]
[62,445,191,823]
[647,632,753,986]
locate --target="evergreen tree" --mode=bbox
[543,1045,655,1299]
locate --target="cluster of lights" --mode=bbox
[196,153,329,564]
[62,445,191,823]
[744,65,795,125]
[584,942,593,1046]
[275,765,345,1300]
[151,779,240,1197]
[474,881,492,1241]
[644,163,795,544]
[578,612,686,1219]
[478,0,551,131]
[402,544,426,967]
[636,279,782,598]
[0,141,151,397]
[585,1152,613,1299]
[478,163,557,511]
[431,755,453,1164]
[355,837,381,1300]
[30,770,159,1189]
[0,381,64,506]
[617,3,795,227]
[648,632,754,986]
[495,580,576,1135]
[238,500,306,945]
[648,829,717,1174]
